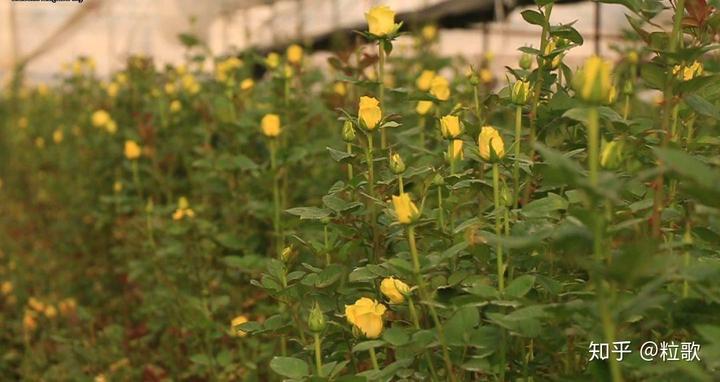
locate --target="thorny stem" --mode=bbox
[513,105,522,208]
[437,185,446,232]
[407,226,456,381]
[369,346,380,371]
[378,43,387,149]
[589,106,623,382]
[492,164,504,292]
[365,133,378,261]
[408,297,440,381]
[270,139,282,257]
[347,143,354,182]
[314,333,323,377]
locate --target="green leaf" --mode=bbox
[445,306,480,346]
[190,353,212,365]
[505,275,536,298]
[327,146,356,163]
[521,10,547,27]
[521,193,568,218]
[685,94,720,119]
[352,340,385,352]
[640,63,666,90]
[269,357,310,379]
[382,327,411,346]
[285,207,332,220]
[216,232,244,250]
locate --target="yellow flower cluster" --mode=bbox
[215,57,243,82]
[91,110,118,134]
[172,196,196,220]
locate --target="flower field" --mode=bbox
[1,1,720,381]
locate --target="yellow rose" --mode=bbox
[240,78,254,91]
[28,297,45,312]
[440,115,461,138]
[173,196,195,220]
[287,44,304,65]
[430,75,450,101]
[261,114,281,138]
[416,101,433,115]
[170,100,182,113]
[345,297,386,338]
[59,298,77,316]
[392,192,420,224]
[164,83,177,95]
[124,140,142,160]
[380,277,410,304]
[366,5,396,37]
[478,126,505,161]
[35,137,45,149]
[23,311,37,333]
[1,281,12,295]
[44,305,57,319]
[358,96,382,130]
[421,24,437,41]
[53,129,64,144]
[231,315,249,337]
[333,82,347,96]
[105,120,117,135]
[266,52,280,69]
[480,69,493,84]
[573,56,613,104]
[113,181,123,193]
[91,110,110,128]
[18,117,28,129]
[416,70,435,91]
[448,139,464,161]
[107,82,119,98]
[182,74,200,95]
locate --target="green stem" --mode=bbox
[398,174,404,194]
[347,143,353,182]
[513,105,522,208]
[437,185,445,232]
[408,297,440,381]
[270,139,282,258]
[474,85,482,124]
[623,94,631,120]
[587,107,600,187]
[492,164,504,292]
[378,43,387,149]
[314,333,324,377]
[131,160,143,200]
[366,133,378,261]
[369,346,380,371]
[324,224,331,266]
[407,226,456,381]
[419,117,426,149]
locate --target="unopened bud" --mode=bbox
[281,245,297,264]
[342,120,356,142]
[519,53,533,70]
[622,81,634,96]
[308,302,326,333]
[511,80,530,105]
[432,173,445,186]
[600,140,625,169]
[389,153,406,174]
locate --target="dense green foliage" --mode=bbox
[1,1,720,381]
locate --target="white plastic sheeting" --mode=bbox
[0,0,629,81]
